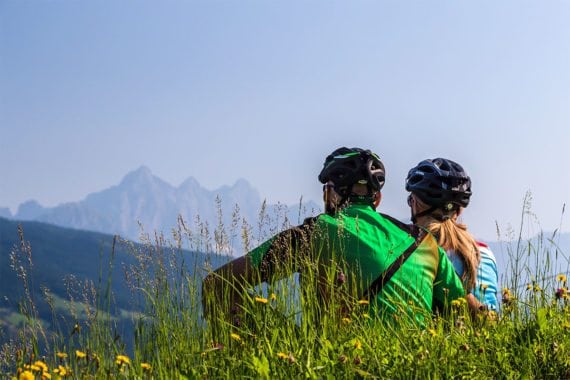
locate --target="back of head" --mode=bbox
[318,147,385,209]
[406,158,478,290]
[405,157,471,213]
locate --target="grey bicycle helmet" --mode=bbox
[405,158,472,210]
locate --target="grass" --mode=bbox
[2,197,570,379]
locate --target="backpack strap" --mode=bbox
[363,219,425,299]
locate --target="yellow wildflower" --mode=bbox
[230,333,241,341]
[480,284,489,291]
[277,352,288,359]
[75,350,86,359]
[34,361,48,373]
[558,274,567,283]
[115,355,131,366]
[354,339,362,350]
[270,293,277,301]
[19,370,34,380]
[254,297,268,304]
[427,328,437,337]
[451,299,462,308]
[30,365,41,372]
[358,300,369,306]
[342,317,352,324]
[141,363,152,371]
[56,352,68,360]
[53,365,68,376]
[527,284,533,291]
[362,313,371,319]
[41,373,51,380]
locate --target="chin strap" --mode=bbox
[330,184,352,214]
[411,206,455,223]
[411,206,438,224]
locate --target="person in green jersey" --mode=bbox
[202,147,464,326]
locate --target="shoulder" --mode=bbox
[476,241,497,265]
[476,241,496,257]
[476,241,493,252]
[283,215,320,237]
[255,216,320,252]
[378,212,421,238]
[302,215,320,226]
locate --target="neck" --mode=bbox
[414,215,430,227]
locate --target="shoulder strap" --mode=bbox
[363,219,425,299]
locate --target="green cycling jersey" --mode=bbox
[248,201,465,325]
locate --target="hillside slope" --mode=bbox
[0,217,229,344]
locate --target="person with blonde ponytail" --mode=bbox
[405,158,499,312]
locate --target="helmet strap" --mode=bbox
[411,206,438,224]
[326,183,377,215]
[412,206,457,224]
[324,185,349,215]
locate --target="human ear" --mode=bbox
[373,192,382,209]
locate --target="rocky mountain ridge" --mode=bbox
[4,166,320,245]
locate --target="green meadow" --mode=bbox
[2,199,570,379]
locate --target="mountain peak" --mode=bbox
[130,165,152,177]
[179,176,201,190]
[232,178,253,190]
[16,200,46,220]
[119,166,156,186]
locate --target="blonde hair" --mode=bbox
[414,196,480,291]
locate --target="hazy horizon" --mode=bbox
[1,1,568,242]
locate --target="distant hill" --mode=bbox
[4,167,321,248]
[0,216,229,345]
[487,232,570,293]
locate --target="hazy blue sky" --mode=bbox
[1,1,569,241]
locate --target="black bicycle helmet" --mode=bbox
[318,147,385,197]
[405,158,472,210]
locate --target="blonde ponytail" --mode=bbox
[413,196,480,291]
[425,215,480,291]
